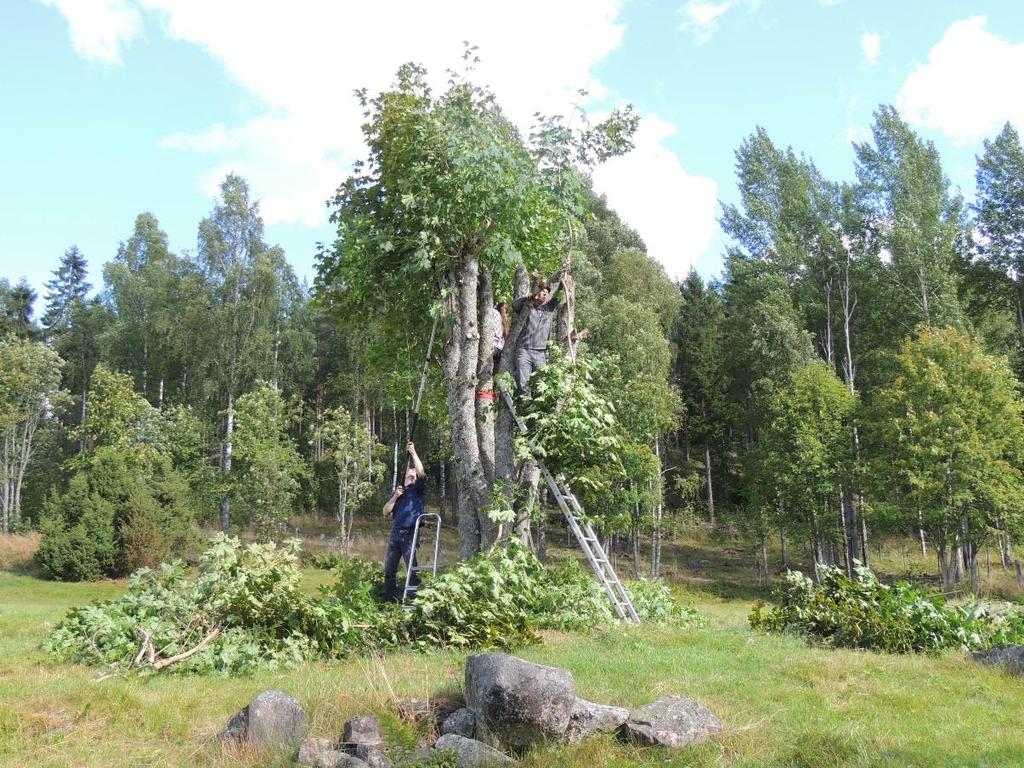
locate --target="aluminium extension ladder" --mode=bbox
[498,386,640,624]
[401,512,442,607]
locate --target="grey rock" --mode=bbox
[465,652,575,752]
[441,708,477,739]
[337,758,371,768]
[354,744,394,768]
[221,689,309,749]
[298,738,344,768]
[342,715,382,747]
[564,697,630,744]
[972,644,1024,676]
[620,695,722,748]
[434,734,513,767]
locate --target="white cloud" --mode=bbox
[897,16,1024,143]
[678,1,733,44]
[591,114,718,279]
[43,0,721,278]
[37,0,141,63]
[860,32,880,65]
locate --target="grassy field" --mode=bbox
[2,527,1023,768]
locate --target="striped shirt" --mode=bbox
[512,285,562,350]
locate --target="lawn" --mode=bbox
[2,539,1023,768]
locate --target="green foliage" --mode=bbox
[407,540,699,648]
[48,535,695,675]
[863,327,1024,585]
[751,360,856,541]
[519,349,626,499]
[750,566,1024,654]
[316,405,386,541]
[626,578,703,626]
[45,535,398,675]
[35,446,194,580]
[230,382,309,538]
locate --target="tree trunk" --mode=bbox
[476,266,498,548]
[703,432,715,525]
[219,390,234,532]
[443,251,489,560]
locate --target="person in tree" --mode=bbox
[382,441,427,602]
[512,271,566,394]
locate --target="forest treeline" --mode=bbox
[4,98,1024,592]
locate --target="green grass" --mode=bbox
[2,559,1023,768]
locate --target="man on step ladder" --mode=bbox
[382,441,426,602]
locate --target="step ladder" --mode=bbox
[401,512,442,607]
[498,386,640,624]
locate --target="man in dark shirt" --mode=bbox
[511,272,565,394]
[382,441,427,602]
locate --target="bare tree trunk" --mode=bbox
[438,429,447,520]
[476,266,498,548]
[444,252,488,560]
[780,529,788,570]
[219,390,234,532]
[703,431,715,524]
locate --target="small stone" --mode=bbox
[441,708,476,739]
[354,744,394,768]
[342,715,382,748]
[620,695,722,748]
[221,689,309,750]
[298,738,343,768]
[564,698,630,744]
[434,734,513,767]
[971,644,1024,676]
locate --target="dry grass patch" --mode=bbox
[0,532,40,569]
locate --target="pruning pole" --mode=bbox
[405,313,439,474]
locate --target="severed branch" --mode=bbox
[152,628,221,671]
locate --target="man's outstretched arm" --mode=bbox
[407,441,426,478]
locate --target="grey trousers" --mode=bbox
[514,347,548,394]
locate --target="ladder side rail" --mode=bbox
[402,513,443,606]
[540,464,631,621]
[560,480,641,624]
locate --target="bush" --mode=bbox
[750,565,1024,654]
[35,446,194,581]
[45,535,399,675]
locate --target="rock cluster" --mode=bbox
[220,652,722,766]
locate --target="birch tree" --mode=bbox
[0,336,64,532]
[318,405,385,551]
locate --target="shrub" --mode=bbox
[750,565,1024,654]
[45,535,397,675]
[626,577,703,627]
[35,446,195,580]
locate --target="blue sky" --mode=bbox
[3,1,1024,311]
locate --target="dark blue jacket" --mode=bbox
[391,476,427,530]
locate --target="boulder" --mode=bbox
[564,698,630,744]
[620,696,722,748]
[298,738,347,768]
[465,652,575,751]
[441,708,477,739]
[221,689,308,750]
[434,734,514,767]
[342,715,382,748]
[971,644,1024,676]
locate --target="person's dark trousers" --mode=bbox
[384,527,419,602]
[514,347,548,394]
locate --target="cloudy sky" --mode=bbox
[3,0,1024,300]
